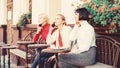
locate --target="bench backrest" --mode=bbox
[19,29,120,67]
[23,30,36,41]
[23,30,45,44]
[23,30,44,53]
[96,34,120,67]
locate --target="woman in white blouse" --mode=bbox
[58,8,96,68]
[47,14,72,49]
[45,14,72,68]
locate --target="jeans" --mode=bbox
[31,52,54,68]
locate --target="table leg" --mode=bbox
[8,49,10,68]
[3,49,5,68]
[38,49,41,68]
[0,48,1,68]
[25,45,28,68]
[55,54,59,68]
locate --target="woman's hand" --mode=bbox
[75,12,81,27]
[50,44,56,49]
[76,22,81,27]
[48,25,56,35]
[36,25,42,34]
[75,12,79,23]
[47,55,56,62]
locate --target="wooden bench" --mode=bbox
[80,34,120,68]
[10,30,41,67]
[10,49,27,60]
[10,28,120,68]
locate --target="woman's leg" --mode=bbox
[40,52,54,58]
[40,57,47,68]
[31,52,55,68]
[58,47,96,66]
[40,52,55,68]
[59,61,78,68]
[31,55,39,68]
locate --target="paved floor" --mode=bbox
[0,55,25,68]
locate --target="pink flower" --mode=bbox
[107,6,120,11]
[71,3,74,7]
[92,5,96,9]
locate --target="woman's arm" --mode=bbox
[46,26,57,45]
[33,26,42,42]
[69,25,79,41]
[60,26,72,49]
[73,27,95,53]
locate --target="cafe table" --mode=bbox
[42,48,71,68]
[16,41,35,68]
[0,43,10,68]
[1,46,17,68]
[0,42,4,45]
[28,44,50,68]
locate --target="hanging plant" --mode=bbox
[76,0,120,33]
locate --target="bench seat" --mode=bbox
[81,62,115,68]
[10,49,31,59]
[79,35,120,68]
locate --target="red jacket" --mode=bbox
[33,23,50,43]
[33,23,57,44]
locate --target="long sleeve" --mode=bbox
[47,26,72,49]
[33,23,50,43]
[70,21,96,53]
[33,32,41,42]
[46,29,58,45]
[61,26,72,48]
[69,25,79,41]
[76,27,95,53]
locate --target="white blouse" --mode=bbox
[47,25,72,49]
[70,21,96,53]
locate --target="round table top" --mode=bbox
[1,46,17,49]
[42,48,71,53]
[0,44,10,47]
[16,41,35,45]
[0,42,4,45]
[28,44,50,49]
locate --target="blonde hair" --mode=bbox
[38,13,49,24]
[56,14,66,25]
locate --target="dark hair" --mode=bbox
[75,8,90,21]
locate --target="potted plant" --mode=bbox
[17,8,32,28]
[81,0,120,33]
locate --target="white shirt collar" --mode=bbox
[80,20,88,26]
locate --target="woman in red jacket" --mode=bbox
[31,13,56,68]
[33,13,56,43]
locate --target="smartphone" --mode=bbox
[38,24,42,27]
[51,22,55,27]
